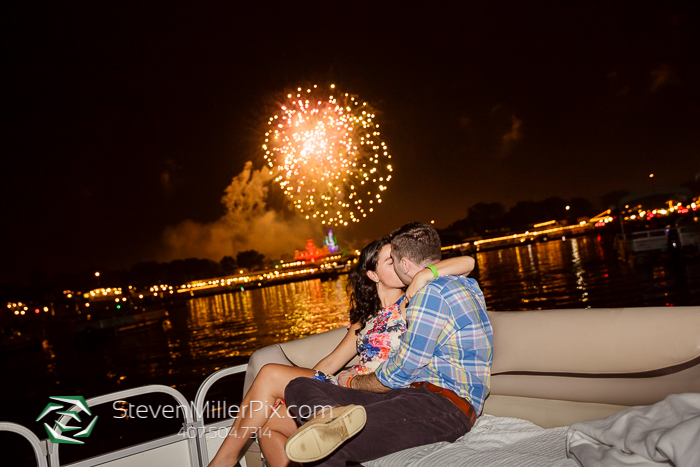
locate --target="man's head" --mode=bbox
[390,222,442,285]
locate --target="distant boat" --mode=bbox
[615,225,700,260]
[615,186,699,261]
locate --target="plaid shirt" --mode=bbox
[374,276,493,413]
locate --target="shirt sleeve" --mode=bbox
[374,284,449,388]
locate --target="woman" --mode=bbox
[209,237,474,467]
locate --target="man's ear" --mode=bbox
[401,257,411,274]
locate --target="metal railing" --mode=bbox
[4,366,253,467]
[47,385,198,467]
[0,421,48,467]
[193,364,249,467]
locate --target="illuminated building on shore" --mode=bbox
[294,229,342,261]
[324,229,340,253]
[294,238,330,261]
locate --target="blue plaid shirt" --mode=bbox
[374,276,493,413]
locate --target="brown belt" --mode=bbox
[410,382,478,428]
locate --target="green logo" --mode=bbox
[36,396,98,444]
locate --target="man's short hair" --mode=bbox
[390,222,442,266]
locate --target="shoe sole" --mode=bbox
[285,405,367,463]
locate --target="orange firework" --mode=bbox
[263,84,392,226]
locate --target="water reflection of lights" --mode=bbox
[42,339,57,380]
[513,247,522,272]
[513,247,529,293]
[571,238,588,302]
[185,292,257,360]
[527,244,538,277]
[474,237,620,310]
[182,278,350,361]
[571,238,581,267]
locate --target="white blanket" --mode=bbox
[366,415,577,466]
[566,393,700,467]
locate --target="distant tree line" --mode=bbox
[129,250,267,287]
[442,196,596,239]
[440,175,700,242]
[18,250,269,301]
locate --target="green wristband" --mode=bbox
[426,264,438,278]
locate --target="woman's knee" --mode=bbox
[256,363,288,384]
[260,363,313,387]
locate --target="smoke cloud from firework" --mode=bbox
[162,161,321,262]
[264,84,392,227]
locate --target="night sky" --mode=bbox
[3,1,699,285]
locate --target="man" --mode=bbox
[283,222,493,465]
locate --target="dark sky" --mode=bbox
[3,1,699,284]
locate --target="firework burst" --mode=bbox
[263,84,392,226]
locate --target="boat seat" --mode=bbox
[485,306,700,427]
[244,306,700,428]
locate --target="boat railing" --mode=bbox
[47,384,198,467]
[2,365,255,467]
[192,364,252,467]
[0,421,48,467]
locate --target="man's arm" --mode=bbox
[374,286,450,388]
[337,371,392,393]
[350,373,392,393]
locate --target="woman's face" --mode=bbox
[372,244,405,290]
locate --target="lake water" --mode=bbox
[3,235,699,464]
[474,235,699,310]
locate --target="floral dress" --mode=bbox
[313,296,407,385]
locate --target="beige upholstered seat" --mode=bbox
[485,306,700,427]
[245,306,700,428]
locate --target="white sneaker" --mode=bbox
[284,405,367,463]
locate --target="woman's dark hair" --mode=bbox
[348,236,392,333]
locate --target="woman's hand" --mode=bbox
[406,267,434,302]
[337,370,357,388]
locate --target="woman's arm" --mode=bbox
[312,322,362,375]
[405,256,475,301]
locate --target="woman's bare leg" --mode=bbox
[258,404,299,467]
[208,364,314,467]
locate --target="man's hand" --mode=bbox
[349,374,392,393]
[336,370,356,387]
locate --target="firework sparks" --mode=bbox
[263,84,392,226]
